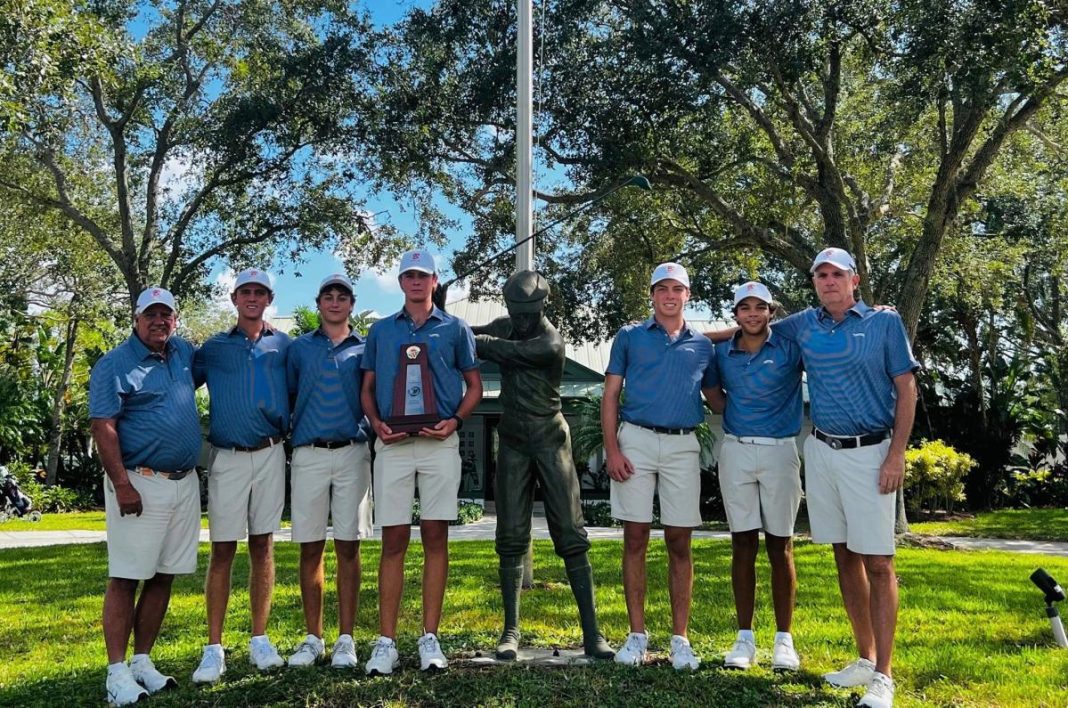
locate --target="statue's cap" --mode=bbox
[503,270,550,313]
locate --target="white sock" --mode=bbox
[250,634,270,648]
[337,633,353,642]
[130,653,151,665]
[738,629,755,643]
[774,631,792,644]
[107,661,128,675]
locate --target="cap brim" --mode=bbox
[810,259,854,273]
[400,266,435,275]
[651,276,690,288]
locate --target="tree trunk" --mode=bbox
[45,316,79,486]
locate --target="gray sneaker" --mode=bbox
[287,634,325,667]
[771,635,800,671]
[106,663,148,706]
[331,634,358,669]
[614,632,648,667]
[364,636,400,676]
[129,655,176,694]
[191,645,225,684]
[824,657,876,688]
[417,632,448,671]
[670,635,700,671]
[723,635,756,669]
[250,638,285,671]
[858,671,895,708]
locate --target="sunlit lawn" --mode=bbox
[910,507,1068,543]
[1,538,1066,707]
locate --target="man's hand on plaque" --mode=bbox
[374,419,409,444]
[419,417,457,440]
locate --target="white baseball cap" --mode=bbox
[399,249,436,275]
[319,272,354,294]
[733,281,773,307]
[650,262,690,289]
[810,247,856,273]
[135,287,176,315]
[232,267,274,292]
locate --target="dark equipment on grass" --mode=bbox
[0,466,42,523]
[1030,568,1068,649]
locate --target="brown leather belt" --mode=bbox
[227,435,283,453]
[132,467,193,481]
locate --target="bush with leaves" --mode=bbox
[999,463,1068,508]
[7,462,94,513]
[904,440,976,514]
[409,499,485,525]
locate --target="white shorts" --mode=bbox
[718,435,802,537]
[373,433,461,526]
[105,471,200,580]
[207,444,285,542]
[291,442,374,543]
[610,422,702,527]
[803,435,896,555]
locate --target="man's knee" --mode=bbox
[763,533,793,561]
[664,526,693,560]
[623,522,651,555]
[862,554,896,581]
[380,527,410,558]
[731,530,760,560]
[210,541,238,565]
[420,520,449,552]
[247,533,273,558]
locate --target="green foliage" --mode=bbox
[904,440,976,514]
[410,499,484,526]
[6,462,94,513]
[1000,464,1068,509]
[580,500,619,528]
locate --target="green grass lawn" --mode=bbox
[1,539,1066,706]
[910,508,1068,542]
[0,512,211,532]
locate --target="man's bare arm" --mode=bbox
[90,418,142,517]
[879,371,917,494]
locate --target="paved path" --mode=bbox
[2,515,1067,556]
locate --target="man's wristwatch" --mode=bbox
[451,415,464,430]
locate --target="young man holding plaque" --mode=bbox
[191,268,291,684]
[284,273,373,669]
[360,249,482,675]
[601,262,716,671]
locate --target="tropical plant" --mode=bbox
[904,440,976,514]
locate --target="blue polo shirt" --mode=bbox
[89,334,202,470]
[288,328,369,446]
[193,325,290,448]
[606,318,716,429]
[773,301,919,436]
[710,330,803,438]
[361,306,478,419]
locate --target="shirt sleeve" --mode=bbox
[770,309,808,341]
[605,329,628,376]
[360,325,377,371]
[88,355,122,419]
[703,344,721,388]
[455,319,479,371]
[884,313,920,377]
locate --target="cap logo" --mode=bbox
[152,289,161,296]
[747,283,756,291]
[412,253,420,260]
[823,249,835,256]
[666,265,674,272]
[250,270,259,276]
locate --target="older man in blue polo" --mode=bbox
[191,268,291,683]
[772,248,918,708]
[704,281,804,672]
[90,287,202,705]
[601,262,716,671]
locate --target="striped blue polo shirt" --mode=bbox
[288,328,369,447]
[192,324,290,448]
[773,302,919,436]
[89,334,202,470]
[606,317,716,429]
[709,330,803,438]
[361,305,478,419]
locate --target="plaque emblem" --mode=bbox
[387,342,441,434]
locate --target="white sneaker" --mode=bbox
[364,636,400,676]
[106,663,148,706]
[191,645,226,684]
[417,632,448,671]
[287,634,325,667]
[249,637,285,671]
[824,657,876,688]
[129,654,176,693]
[331,634,359,669]
[669,635,700,671]
[723,634,757,669]
[614,632,648,667]
[771,635,800,671]
[858,672,895,707]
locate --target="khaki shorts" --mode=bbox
[610,422,702,527]
[207,444,285,542]
[373,433,461,526]
[105,471,200,580]
[290,442,374,542]
[803,435,896,555]
[718,435,802,537]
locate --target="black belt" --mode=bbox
[813,428,890,450]
[633,423,695,436]
[311,439,357,449]
[228,436,282,453]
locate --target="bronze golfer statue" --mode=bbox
[471,270,614,661]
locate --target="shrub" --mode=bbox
[7,462,95,513]
[999,463,1068,508]
[410,499,485,526]
[581,500,619,528]
[904,440,975,514]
